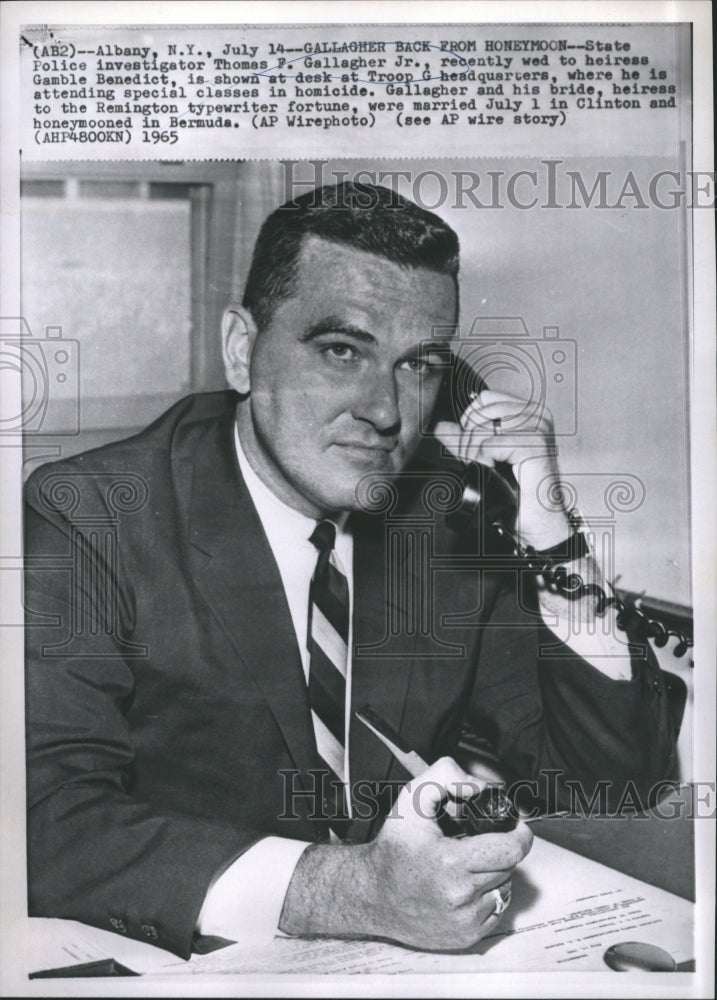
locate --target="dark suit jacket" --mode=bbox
[24,391,678,957]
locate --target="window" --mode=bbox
[19,162,239,463]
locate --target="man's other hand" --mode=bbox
[278,757,533,951]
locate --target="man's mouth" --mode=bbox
[336,441,397,453]
[334,441,398,463]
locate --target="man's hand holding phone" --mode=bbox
[434,388,573,552]
[434,389,634,678]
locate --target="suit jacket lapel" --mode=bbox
[182,410,320,785]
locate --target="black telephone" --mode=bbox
[416,352,520,541]
[417,353,693,672]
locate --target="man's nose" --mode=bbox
[353,372,401,432]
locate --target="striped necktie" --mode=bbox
[308,520,350,833]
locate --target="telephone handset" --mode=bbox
[419,352,520,540]
[421,354,693,664]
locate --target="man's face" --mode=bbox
[237,236,457,516]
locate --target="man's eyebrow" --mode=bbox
[417,340,455,355]
[399,340,456,363]
[300,317,376,345]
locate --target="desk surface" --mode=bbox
[17,790,698,983]
[531,784,695,901]
[19,818,697,983]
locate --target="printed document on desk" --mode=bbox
[156,835,694,974]
[23,916,179,979]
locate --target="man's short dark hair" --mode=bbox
[242,182,460,332]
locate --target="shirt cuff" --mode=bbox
[196,837,311,945]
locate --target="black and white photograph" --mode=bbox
[1,3,714,996]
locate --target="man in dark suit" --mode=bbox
[25,182,678,959]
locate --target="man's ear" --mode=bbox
[221,305,257,395]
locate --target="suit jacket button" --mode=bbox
[653,679,662,693]
[141,924,159,940]
[110,917,127,933]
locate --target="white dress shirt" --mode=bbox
[196,424,353,946]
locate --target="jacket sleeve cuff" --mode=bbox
[196,837,311,945]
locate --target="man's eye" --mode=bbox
[323,343,359,363]
[401,356,442,375]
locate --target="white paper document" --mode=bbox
[154,835,694,975]
[23,917,178,978]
